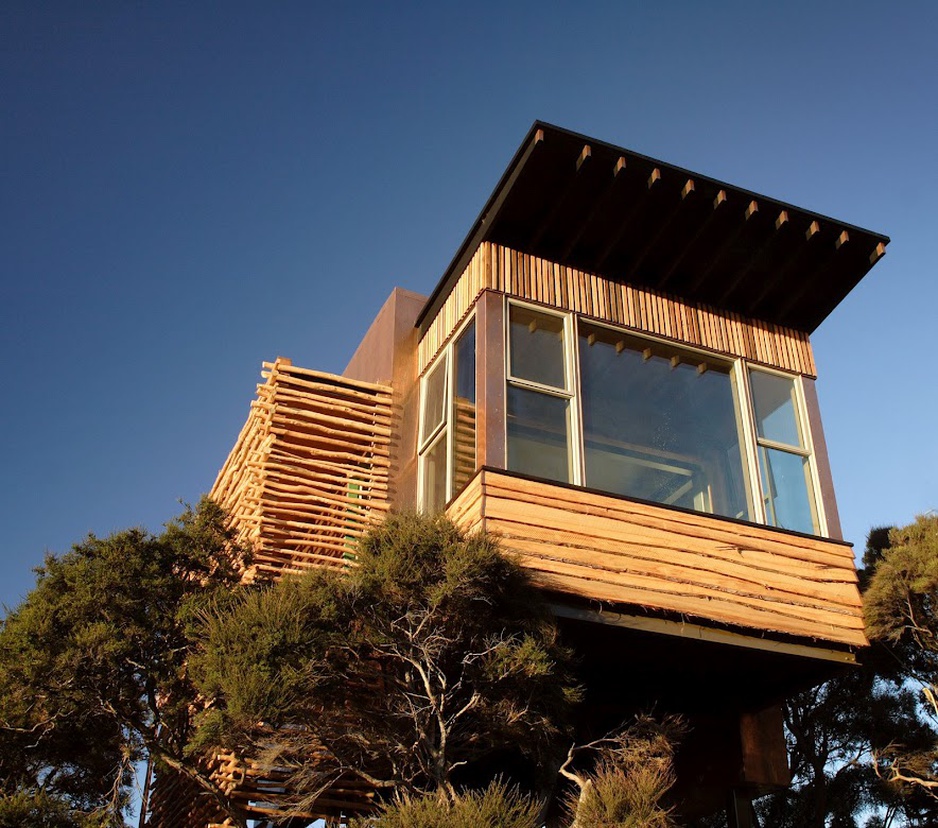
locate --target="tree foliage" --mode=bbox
[190,512,580,814]
[0,499,246,826]
[2,504,692,828]
[560,714,683,828]
[753,521,938,828]
[0,789,108,828]
[864,514,938,807]
[349,781,542,828]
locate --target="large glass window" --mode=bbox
[498,300,825,535]
[506,305,573,484]
[419,299,825,536]
[749,369,819,534]
[420,360,447,446]
[579,324,752,521]
[418,318,476,512]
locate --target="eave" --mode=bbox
[417,121,889,334]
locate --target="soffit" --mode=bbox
[417,122,889,334]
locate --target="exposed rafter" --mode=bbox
[416,122,890,335]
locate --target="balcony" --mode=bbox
[447,468,866,653]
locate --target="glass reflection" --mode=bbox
[507,386,571,484]
[579,324,752,520]
[422,433,448,513]
[510,305,566,389]
[421,359,447,444]
[759,447,817,534]
[751,371,803,447]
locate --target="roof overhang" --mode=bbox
[417,122,889,334]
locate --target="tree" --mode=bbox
[864,514,938,806]
[0,789,105,828]
[348,781,543,828]
[751,524,938,828]
[0,500,246,827]
[559,713,683,828]
[2,505,689,828]
[190,512,580,817]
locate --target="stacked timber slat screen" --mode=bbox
[145,749,374,826]
[210,357,392,580]
[448,469,866,650]
[145,766,229,828]
[418,241,816,377]
[146,359,391,828]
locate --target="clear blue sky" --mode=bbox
[2,1,936,611]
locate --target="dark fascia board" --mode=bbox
[415,120,890,335]
[415,121,548,331]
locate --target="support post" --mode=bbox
[727,788,757,828]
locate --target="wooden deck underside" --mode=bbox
[448,469,866,650]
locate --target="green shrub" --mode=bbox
[351,782,542,828]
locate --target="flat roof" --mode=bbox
[417,122,889,334]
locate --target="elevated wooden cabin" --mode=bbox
[145,123,889,827]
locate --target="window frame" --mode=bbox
[499,297,829,537]
[505,300,582,486]
[417,313,477,512]
[742,365,826,536]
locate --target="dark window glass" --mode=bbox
[509,305,566,389]
[507,386,571,484]
[579,324,751,520]
[452,321,476,493]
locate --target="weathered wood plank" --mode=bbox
[210,359,392,581]
[447,470,866,649]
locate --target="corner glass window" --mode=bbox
[509,304,567,389]
[497,300,826,537]
[422,432,449,513]
[751,371,803,448]
[507,386,572,484]
[420,359,447,445]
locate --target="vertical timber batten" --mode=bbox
[418,242,816,377]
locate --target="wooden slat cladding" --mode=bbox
[145,766,229,828]
[145,748,374,827]
[418,242,816,376]
[150,361,392,827]
[209,748,374,818]
[447,470,865,649]
[210,358,392,581]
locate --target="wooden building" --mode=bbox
[144,123,888,826]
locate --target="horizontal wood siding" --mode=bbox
[211,358,392,581]
[419,242,816,376]
[447,470,865,649]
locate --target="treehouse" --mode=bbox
[145,123,888,827]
